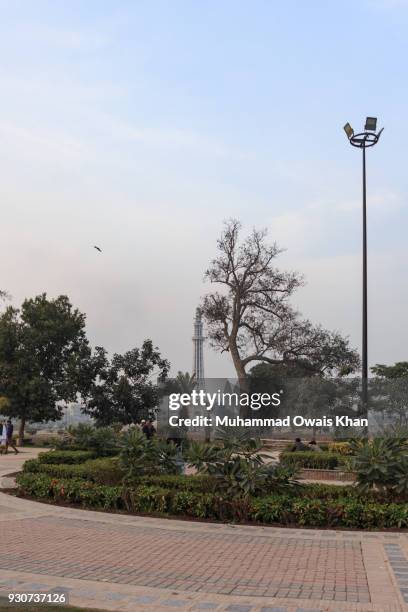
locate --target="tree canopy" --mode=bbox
[0,294,104,443]
[201,219,360,385]
[371,362,408,379]
[85,340,169,425]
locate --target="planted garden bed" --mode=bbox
[14,428,408,531]
[15,451,407,530]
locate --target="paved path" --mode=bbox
[0,451,407,611]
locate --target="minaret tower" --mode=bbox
[192,307,205,386]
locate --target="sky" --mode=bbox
[0,0,407,378]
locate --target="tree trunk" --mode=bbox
[230,345,250,417]
[18,417,26,447]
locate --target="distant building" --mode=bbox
[192,307,206,386]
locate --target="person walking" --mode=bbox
[0,421,7,453]
[5,420,18,455]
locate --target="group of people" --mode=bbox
[140,419,156,439]
[0,419,19,455]
[291,437,322,452]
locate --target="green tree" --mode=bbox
[174,371,197,394]
[371,362,408,379]
[0,294,104,445]
[85,340,169,426]
[164,371,197,396]
[371,362,408,428]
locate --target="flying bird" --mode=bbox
[93,245,102,252]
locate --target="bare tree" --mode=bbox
[201,219,359,389]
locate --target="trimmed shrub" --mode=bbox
[131,474,217,492]
[122,486,170,514]
[280,451,344,470]
[17,471,408,529]
[16,473,123,510]
[169,490,217,518]
[299,482,373,501]
[23,457,125,486]
[251,495,408,529]
[23,458,216,489]
[37,450,97,465]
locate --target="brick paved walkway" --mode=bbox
[0,451,407,611]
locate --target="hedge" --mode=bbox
[22,459,217,490]
[127,474,217,492]
[299,482,377,501]
[37,450,97,465]
[280,451,345,470]
[23,457,124,486]
[16,473,123,510]
[16,472,408,529]
[251,496,408,529]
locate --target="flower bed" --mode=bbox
[15,471,408,529]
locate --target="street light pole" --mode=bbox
[343,118,383,414]
[362,143,367,407]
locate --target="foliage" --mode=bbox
[0,396,9,411]
[59,424,120,456]
[201,219,360,385]
[17,472,408,528]
[136,473,216,492]
[119,428,179,481]
[186,428,298,498]
[280,451,344,470]
[37,450,97,464]
[84,340,169,425]
[165,371,197,395]
[370,362,408,426]
[327,441,353,455]
[23,456,125,486]
[372,377,408,426]
[371,362,408,379]
[16,472,123,510]
[0,294,105,443]
[350,437,408,498]
[251,495,408,529]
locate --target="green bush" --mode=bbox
[122,485,170,514]
[119,429,180,480]
[23,456,125,486]
[55,424,121,456]
[350,438,408,499]
[251,495,408,529]
[17,471,408,528]
[186,430,298,498]
[37,450,97,464]
[299,482,374,501]
[280,451,344,470]
[169,490,217,518]
[131,474,217,492]
[16,472,123,510]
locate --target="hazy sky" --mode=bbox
[1,0,407,377]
